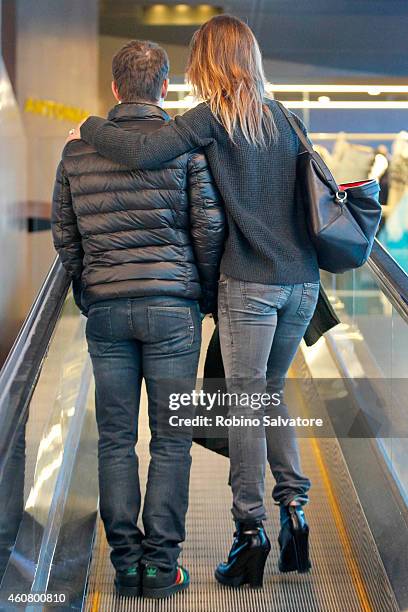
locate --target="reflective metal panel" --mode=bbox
[0,293,98,607]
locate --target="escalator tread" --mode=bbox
[85,424,398,612]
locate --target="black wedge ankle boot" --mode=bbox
[215,521,271,588]
[278,504,311,573]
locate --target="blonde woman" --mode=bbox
[70,15,318,592]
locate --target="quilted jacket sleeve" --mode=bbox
[187,151,225,314]
[51,161,84,280]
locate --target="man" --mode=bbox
[51,40,224,599]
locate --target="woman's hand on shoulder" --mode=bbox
[65,117,89,145]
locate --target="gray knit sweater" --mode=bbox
[81,99,319,285]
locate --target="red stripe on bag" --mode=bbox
[339,180,373,189]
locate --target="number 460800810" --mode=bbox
[7,592,67,604]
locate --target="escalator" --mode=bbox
[0,239,408,611]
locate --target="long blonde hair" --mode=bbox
[186,14,276,147]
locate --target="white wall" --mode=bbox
[16,0,99,203]
[0,51,27,356]
[0,1,100,360]
[15,0,99,299]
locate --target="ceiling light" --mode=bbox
[168,83,191,92]
[266,84,408,94]
[318,96,331,103]
[164,100,408,110]
[164,100,199,109]
[286,101,408,109]
[367,87,382,96]
[143,4,222,25]
[169,83,408,94]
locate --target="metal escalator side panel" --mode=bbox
[0,287,98,610]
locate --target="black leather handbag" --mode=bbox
[278,102,382,273]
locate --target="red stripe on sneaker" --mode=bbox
[175,568,184,585]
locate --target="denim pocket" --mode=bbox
[86,306,113,356]
[241,281,283,314]
[148,306,196,353]
[296,282,320,321]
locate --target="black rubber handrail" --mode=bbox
[369,238,408,325]
[0,256,70,477]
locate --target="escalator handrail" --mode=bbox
[0,257,65,385]
[0,256,70,469]
[368,238,408,325]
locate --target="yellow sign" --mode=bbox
[24,97,91,123]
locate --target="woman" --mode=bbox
[72,15,319,589]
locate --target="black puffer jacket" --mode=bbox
[52,103,225,313]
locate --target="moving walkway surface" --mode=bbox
[0,239,408,611]
[84,394,399,612]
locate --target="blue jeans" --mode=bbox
[86,296,201,572]
[218,275,319,522]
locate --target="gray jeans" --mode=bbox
[218,274,319,522]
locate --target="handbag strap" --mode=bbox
[276,100,314,155]
[276,100,338,190]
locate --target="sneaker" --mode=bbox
[142,564,190,599]
[114,564,142,597]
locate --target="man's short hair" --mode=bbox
[112,40,169,103]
